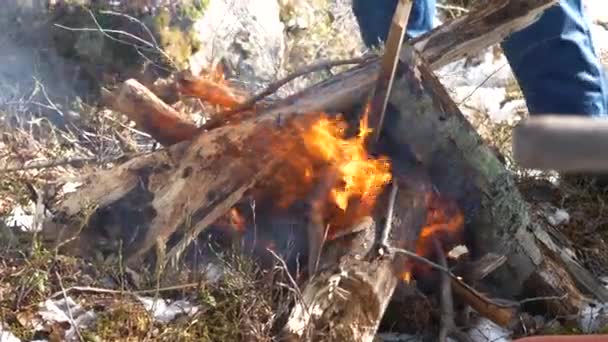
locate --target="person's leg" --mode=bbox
[501,0,607,116]
[352,0,436,47]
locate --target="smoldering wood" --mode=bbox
[513,115,608,172]
[383,44,597,312]
[282,175,428,341]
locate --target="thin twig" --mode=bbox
[53,9,176,69]
[518,294,568,305]
[388,246,450,274]
[267,248,302,300]
[379,181,399,248]
[211,56,376,119]
[0,152,149,173]
[456,64,507,106]
[55,271,85,342]
[50,282,201,299]
[99,10,160,48]
[435,238,454,342]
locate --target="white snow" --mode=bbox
[135,296,200,324]
[579,302,608,333]
[467,318,512,342]
[0,325,20,342]
[584,0,608,25]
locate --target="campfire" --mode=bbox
[38,0,608,340]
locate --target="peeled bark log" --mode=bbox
[101,79,198,146]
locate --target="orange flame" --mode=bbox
[414,192,465,275]
[401,270,412,283]
[263,108,391,232]
[299,112,391,212]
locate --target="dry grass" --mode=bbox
[0,235,295,341]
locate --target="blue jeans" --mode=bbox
[352,0,608,117]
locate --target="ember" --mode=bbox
[414,191,465,275]
[230,208,246,232]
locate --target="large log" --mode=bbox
[380,44,602,306]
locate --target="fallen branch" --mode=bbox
[0,153,146,173]
[434,239,471,342]
[49,282,201,299]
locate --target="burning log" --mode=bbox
[380,43,600,312]
[282,176,428,341]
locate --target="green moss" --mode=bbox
[178,0,210,21]
[94,301,153,340]
[150,8,202,70]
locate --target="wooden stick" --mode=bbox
[101,80,198,147]
[367,0,413,145]
[434,239,457,342]
[513,115,608,172]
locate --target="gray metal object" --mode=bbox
[513,115,608,172]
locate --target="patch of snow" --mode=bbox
[584,0,608,25]
[35,297,97,341]
[438,50,513,89]
[467,318,512,342]
[38,297,97,341]
[5,205,35,232]
[0,325,21,342]
[447,245,469,259]
[579,302,608,333]
[201,261,225,284]
[136,296,200,324]
[546,208,570,227]
[451,86,506,112]
[190,0,285,89]
[493,99,526,124]
[61,181,82,195]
